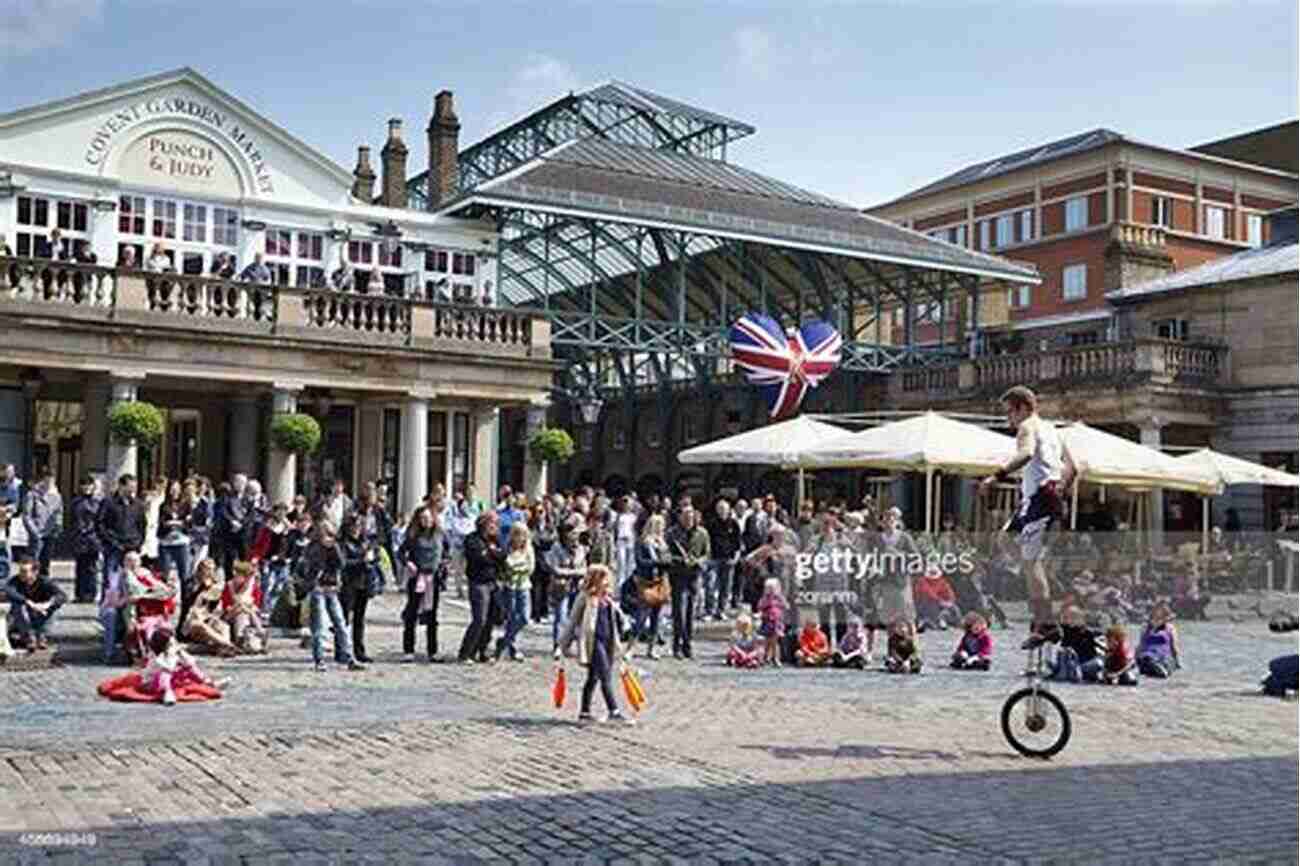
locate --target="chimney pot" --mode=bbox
[380,118,410,209]
[351,145,376,201]
[427,90,461,210]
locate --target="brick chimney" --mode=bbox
[351,145,376,202]
[380,118,409,208]
[426,90,460,210]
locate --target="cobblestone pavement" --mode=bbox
[1,566,1297,864]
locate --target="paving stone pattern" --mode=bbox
[0,568,1297,864]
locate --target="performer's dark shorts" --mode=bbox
[1003,481,1062,561]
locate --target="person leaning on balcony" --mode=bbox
[73,240,97,264]
[117,246,138,269]
[330,253,354,292]
[146,243,174,273]
[210,252,236,280]
[238,252,271,284]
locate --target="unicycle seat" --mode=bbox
[1020,625,1062,651]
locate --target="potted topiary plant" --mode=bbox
[527,427,575,464]
[268,413,322,454]
[106,401,165,446]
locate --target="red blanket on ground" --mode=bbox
[96,672,222,703]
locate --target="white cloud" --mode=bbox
[483,53,584,136]
[733,25,773,79]
[0,0,103,59]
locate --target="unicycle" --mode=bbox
[1001,631,1071,759]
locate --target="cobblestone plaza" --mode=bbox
[1,566,1296,865]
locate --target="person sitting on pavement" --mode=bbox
[950,612,993,670]
[1048,605,1103,682]
[726,613,763,669]
[1135,602,1181,679]
[832,616,869,669]
[141,627,227,706]
[795,619,832,667]
[123,551,178,663]
[221,560,266,654]
[883,618,923,674]
[1101,624,1139,686]
[181,558,237,657]
[1260,654,1298,697]
[4,556,66,651]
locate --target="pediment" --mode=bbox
[0,68,356,208]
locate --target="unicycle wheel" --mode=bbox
[1001,687,1071,758]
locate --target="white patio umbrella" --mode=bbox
[802,411,1018,531]
[676,415,850,510]
[1171,448,1300,552]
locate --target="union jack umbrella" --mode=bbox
[729,313,842,419]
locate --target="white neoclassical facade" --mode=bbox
[0,68,554,512]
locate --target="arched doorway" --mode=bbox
[603,474,629,498]
[674,471,705,507]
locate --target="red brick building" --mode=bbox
[865,125,1297,349]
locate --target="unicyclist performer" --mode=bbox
[979,386,1072,637]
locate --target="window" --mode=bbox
[151,199,177,239]
[1151,196,1172,228]
[119,195,146,235]
[1068,331,1099,346]
[1204,205,1226,239]
[646,425,661,448]
[56,201,88,232]
[452,252,476,276]
[994,214,1013,248]
[213,207,239,247]
[1019,209,1033,242]
[266,228,325,287]
[377,243,402,268]
[684,412,700,444]
[928,229,945,241]
[1007,285,1031,308]
[425,249,449,272]
[348,240,373,264]
[1065,197,1088,232]
[612,425,626,450]
[1152,318,1189,340]
[1062,264,1087,301]
[979,220,990,250]
[266,229,292,257]
[297,232,323,261]
[951,224,967,247]
[182,204,207,243]
[1247,213,1263,247]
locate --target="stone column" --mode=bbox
[228,395,260,478]
[399,392,431,516]
[1139,421,1165,543]
[105,374,144,485]
[81,378,110,476]
[473,407,497,505]
[267,384,301,506]
[522,398,551,502]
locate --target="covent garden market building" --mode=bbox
[0,68,1039,518]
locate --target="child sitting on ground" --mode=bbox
[755,578,788,668]
[884,619,923,674]
[1136,602,1181,678]
[950,612,993,670]
[795,619,831,667]
[833,617,869,669]
[1049,606,1104,683]
[1101,623,1138,686]
[726,613,763,669]
[143,628,227,706]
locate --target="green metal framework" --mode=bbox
[406,82,1004,403]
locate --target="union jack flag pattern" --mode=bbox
[729,313,842,419]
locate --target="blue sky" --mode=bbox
[2,0,1295,206]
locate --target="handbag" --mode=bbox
[638,574,670,608]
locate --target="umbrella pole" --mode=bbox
[796,467,804,515]
[1071,478,1079,531]
[924,468,934,534]
[1202,496,1209,555]
[935,472,944,534]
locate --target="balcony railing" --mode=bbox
[0,257,548,358]
[894,338,1226,400]
[0,258,116,308]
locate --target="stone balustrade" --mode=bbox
[1110,221,1167,248]
[894,338,1226,402]
[0,260,548,357]
[0,256,115,308]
